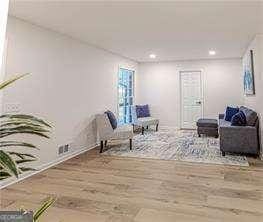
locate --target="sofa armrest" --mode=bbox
[220,125,257,137]
[219,114,224,119]
[219,125,258,154]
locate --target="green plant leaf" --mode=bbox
[19,167,36,172]
[0,120,45,128]
[0,125,50,139]
[1,131,50,139]
[0,141,37,149]
[0,114,51,140]
[0,171,11,180]
[8,152,36,159]
[16,159,36,164]
[0,74,29,90]
[0,114,52,128]
[0,150,19,178]
[1,125,50,133]
[33,197,56,221]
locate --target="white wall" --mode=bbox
[0,0,9,116]
[136,59,243,127]
[0,0,9,73]
[261,36,263,77]
[243,35,262,109]
[260,35,263,159]
[3,17,137,169]
[243,34,263,157]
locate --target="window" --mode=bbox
[118,68,134,124]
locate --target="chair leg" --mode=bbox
[156,124,159,132]
[132,124,135,133]
[129,139,132,150]
[142,127,144,135]
[100,141,104,153]
[104,140,107,147]
[222,151,225,156]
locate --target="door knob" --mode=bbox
[196,101,202,105]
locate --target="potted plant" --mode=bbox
[0,74,55,221]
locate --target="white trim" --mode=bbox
[179,70,204,129]
[0,143,98,189]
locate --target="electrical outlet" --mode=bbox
[4,103,21,114]
[64,144,69,153]
[58,146,64,155]
[58,144,70,155]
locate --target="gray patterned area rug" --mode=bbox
[103,127,249,166]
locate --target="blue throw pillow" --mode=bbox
[105,110,117,129]
[225,106,239,121]
[231,111,247,126]
[136,105,150,118]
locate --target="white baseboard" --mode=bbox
[0,143,98,189]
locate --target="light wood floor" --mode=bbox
[1,147,263,222]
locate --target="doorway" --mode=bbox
[180,71,203,129]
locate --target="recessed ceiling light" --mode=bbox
[149,54,156,59]
[209,50,216,55]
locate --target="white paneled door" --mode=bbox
[180,71,203,129]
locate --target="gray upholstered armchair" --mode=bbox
[95,113,133,153]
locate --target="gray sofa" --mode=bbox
[219,106,259,156]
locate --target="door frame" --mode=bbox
[179,70,204,129]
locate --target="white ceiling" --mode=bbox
[9,1,262,62]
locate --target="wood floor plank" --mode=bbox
[1,147,263,221]
[207,195,263,213]
[134,208,221,222]
[3,201,108,222]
